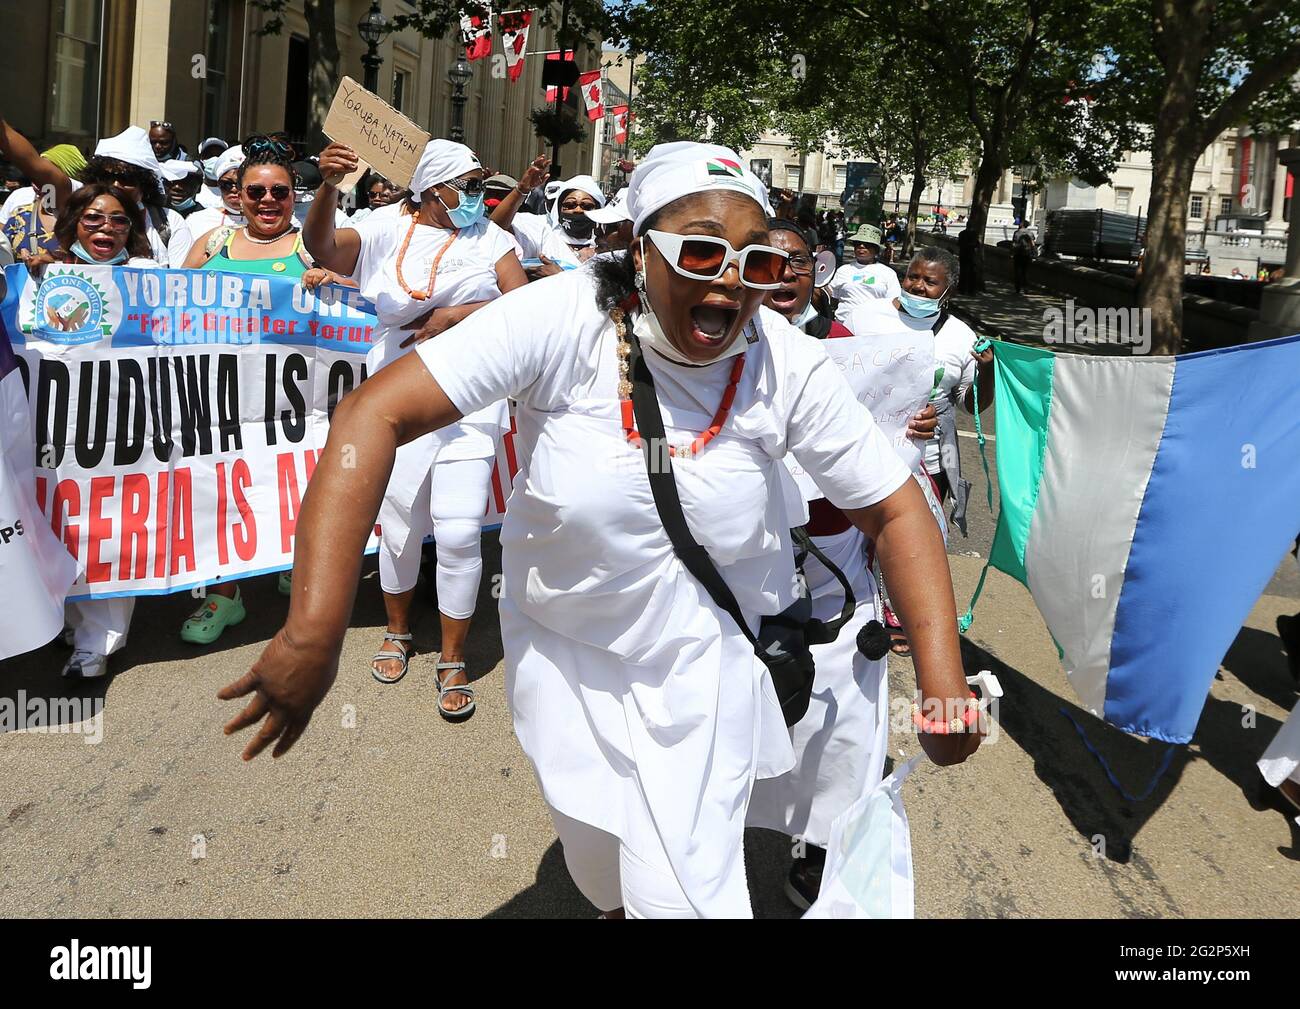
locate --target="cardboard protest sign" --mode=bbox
[322,76,430,191]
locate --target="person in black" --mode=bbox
[1011,219,1037,294]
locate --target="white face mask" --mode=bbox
[792,298,820,329]
[634,252,749,365]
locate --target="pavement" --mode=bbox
[2,291,1297,919]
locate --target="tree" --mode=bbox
[250,0,610,151]
[1090,0,1300,353]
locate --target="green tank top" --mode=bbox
[214,229,309,278]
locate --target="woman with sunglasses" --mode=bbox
[174,145,340,645]
[748,219,940,908]
[491,163,607,278]
[0,120,196,266]
[221,142,980,918]
[24,185,156,679]
[166,145,246,265]
[306,139,525,719]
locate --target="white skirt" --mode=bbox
[746,526,889,846]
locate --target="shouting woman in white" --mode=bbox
[221,142,981,918]
[302,139,526,720]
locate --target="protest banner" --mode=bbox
[0,264,518,603]
[787,329,934,500]
[322,76,431,191]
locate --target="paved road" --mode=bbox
[1,384,1296,919]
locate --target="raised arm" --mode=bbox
[0,118,72,209]
[489,154,549,234]
[218,352,462,758]
[303,143,363,275]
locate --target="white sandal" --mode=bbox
[371,631,413,684]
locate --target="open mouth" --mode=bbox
[255,207,283,224]
[768,287,799,309]
[689,302,740,347]
[88,236,117,256]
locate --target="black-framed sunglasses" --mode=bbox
[149,120,174,130]
[243,183,293,201]
[441,176,486,196]
[219,179,241,194]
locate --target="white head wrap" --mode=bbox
[95,126,198,182]
[626,142,768,235]
[547,175,606,223]
[409,140,481,198]
[587,187,629,225]
[210,145,246,182]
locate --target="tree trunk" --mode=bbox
[963,149,1004,294]
[305,0,341,153]
[904,169,925,257]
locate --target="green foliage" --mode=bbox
[530,106,588,146]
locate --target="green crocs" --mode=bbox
[277,571,292,596]
[180,588,246,644]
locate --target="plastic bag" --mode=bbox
[803,753,925,919]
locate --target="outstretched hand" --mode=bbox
[218,625,338,761]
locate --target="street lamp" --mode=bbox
[357,0,389,94]
[448,58,473,144]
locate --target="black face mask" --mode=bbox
[559,212,595,241]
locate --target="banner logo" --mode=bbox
[31,271,111,344]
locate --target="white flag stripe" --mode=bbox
[1023,355,1174,718]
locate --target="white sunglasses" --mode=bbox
[643,230,789,290]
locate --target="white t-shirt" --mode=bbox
[417,270,909,621]
[830,261,900,324]
[509,212,590,269]
[926,313,978,474]
[348,213,519,370]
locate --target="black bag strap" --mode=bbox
[628,337,759,646]
[627,335,854,645]
[791,526,855,644]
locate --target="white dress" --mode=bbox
[417,271,910,915]
[348,213,519,558]
[749,314,936,847]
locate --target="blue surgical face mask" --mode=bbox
[70,241,128,265]
[898,285,948,319]
[440,190,484,229]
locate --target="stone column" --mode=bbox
[1248,141,1300,341]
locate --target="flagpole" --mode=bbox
[552,0,571,177]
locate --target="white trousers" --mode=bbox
[549,804,698,918]
[378,456,491,620]
[65,597,136,654]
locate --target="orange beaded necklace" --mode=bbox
[394,213,458,301]
[611,304,746,459]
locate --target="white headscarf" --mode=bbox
[210,145,245,182]
[408,140,481,199]
[626,142,768,235]
[95,126,198,182]
[546,174,605,224]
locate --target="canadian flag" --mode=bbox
[459,4,493,62]
[497,10,531,83]
[611,104,630,144]
[544,50,575,101]
[579,70,603,121]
